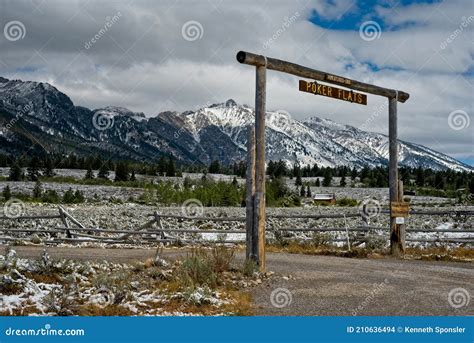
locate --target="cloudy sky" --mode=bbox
[0,0,472,165]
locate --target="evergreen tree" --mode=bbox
[84,165,94,180]
[98,164,109,180]
[63,188,75,203]
[32,180,43,199]
[158,156,167,176]
[209,160,221,174]
[306,184,312,197]
[115,161,130,182]
[315,178,321,187]
[340,176,346,187]
[322,168,332,187]
[232,176,238,188]
[130,169,136,181]
[43,157,55,177]
[166,156,176,177]
[27,156,41,181]
[300,185,306,197]
[2,185,11,201]
[8,163,23,181]
[295,174,302,186]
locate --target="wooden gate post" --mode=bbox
[388,96,401,256]
[254,64,267,271]
[245,126,257,262]
[398,180,406,253]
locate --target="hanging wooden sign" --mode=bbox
[299,80,368,105]
[390,202,410,217]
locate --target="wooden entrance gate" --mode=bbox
[236,50,410,271]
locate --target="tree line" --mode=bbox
[1,154,472,193]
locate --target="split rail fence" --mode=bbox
[0,206,472,247]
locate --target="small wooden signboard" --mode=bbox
[390,202,410,217]
[299,80,367,105]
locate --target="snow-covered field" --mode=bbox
[0,247,260,316]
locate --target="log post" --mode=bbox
[398,180,406,254]
[254,64,267,271]
[245,126,256,262]
[389,96,401,256]
[58,207,72,238]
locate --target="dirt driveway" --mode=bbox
[1,245,472,316]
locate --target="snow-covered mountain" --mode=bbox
[0,77,472,172]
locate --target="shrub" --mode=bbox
[177,248,217,288]
[210,245,235,273]
[2,185,12,201]
[336,197,358,206]
[242,259,257,277]
[310,232,332,247]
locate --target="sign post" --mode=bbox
[237,50,410,269]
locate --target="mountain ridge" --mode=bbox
[0,77,471,172]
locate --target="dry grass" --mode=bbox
[267,242,473,262]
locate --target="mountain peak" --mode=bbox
[209,99,238,109]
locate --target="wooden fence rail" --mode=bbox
[0,207,472,246]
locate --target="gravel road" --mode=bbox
[1,245,472,316]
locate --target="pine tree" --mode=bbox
[2,185,11,201]
[306,185,312,197]
[300,185,306,197]
[166,156,176,177]
[98,164,109,180]
[130,169,136,181]
[209,160,220,174]
[43,157,55,178]
[27,156,41,181]
[8,163,23,181]
[322,168,332,187]
[84,165,94,180]
[295,174,302,186]
[315,178,321,187]
[158,156,167,176]
[340,176,347,187]
[232,176,238,188]
[32,180,43,199]
[115,161,130,182]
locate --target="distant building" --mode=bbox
[313,193,336,205]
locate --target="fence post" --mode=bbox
[245,126,256,262]
[398,180,406,254]
[154,211,166,240]
[58,207,72,238]
[388,96,401,256]
[254,64,267,272]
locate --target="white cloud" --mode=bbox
[0,0,472,162]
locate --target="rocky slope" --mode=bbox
[0,77,471,171]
